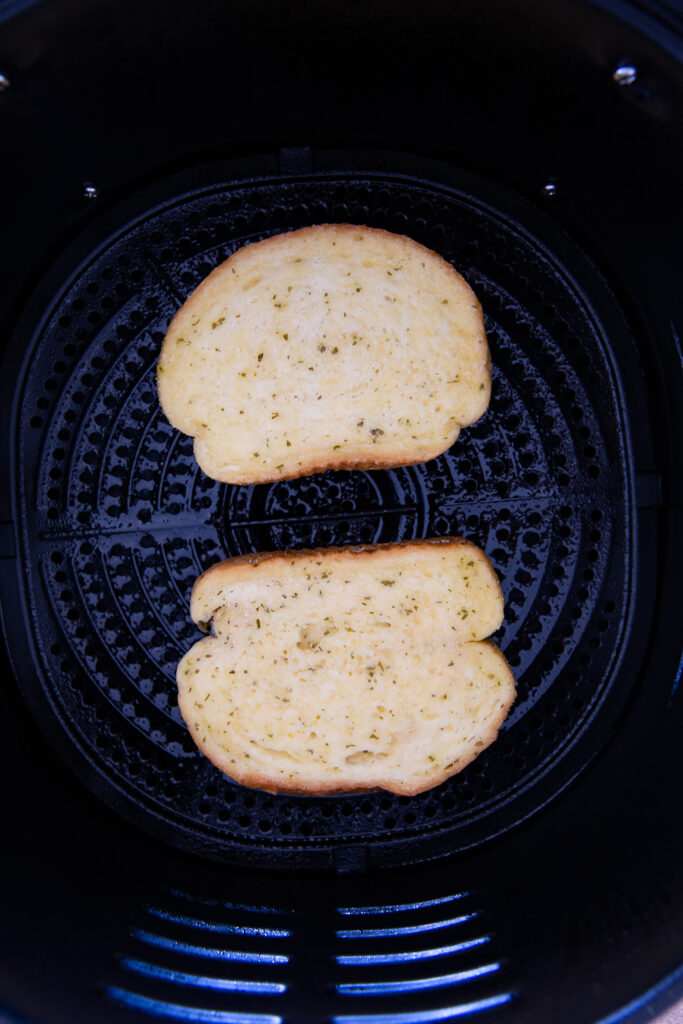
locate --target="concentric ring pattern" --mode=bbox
[12,170,633,866]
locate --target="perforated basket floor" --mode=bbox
[2,153,644,868]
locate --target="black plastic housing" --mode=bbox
[0,2,681,1023]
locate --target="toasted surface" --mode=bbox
[177,538,515,796]
[157,224,490,484]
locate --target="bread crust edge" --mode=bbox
[159,223,492,486]
[182,537,515,796]
[190,536,497,618]
[185,636,515,797]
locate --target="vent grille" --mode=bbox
[333,894,512,1021]
[108,894,292,1021]
[108,885,513,1022]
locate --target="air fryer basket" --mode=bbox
[0,1,681,1023]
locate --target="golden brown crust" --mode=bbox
[190,536,477,619]
[180,537,514,796]
[199,673,512,796]
[159,223,490,485]
[188,632,515,797]
[178,222,473,303]
[195,446,461,486]
[161,223,466,368]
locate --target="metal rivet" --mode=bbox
[542,182,558,198]
[0,73,10,92]
[613,63,637,86]
[82,182,99,200]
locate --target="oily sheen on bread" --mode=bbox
[177,538,515,796]
[157,224,491,485]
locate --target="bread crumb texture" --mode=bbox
[177,538,515,796]
[157,224,491,484]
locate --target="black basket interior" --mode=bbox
[4,161,645,868]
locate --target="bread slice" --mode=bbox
[157,224,490,484]
[177,538,515,796]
